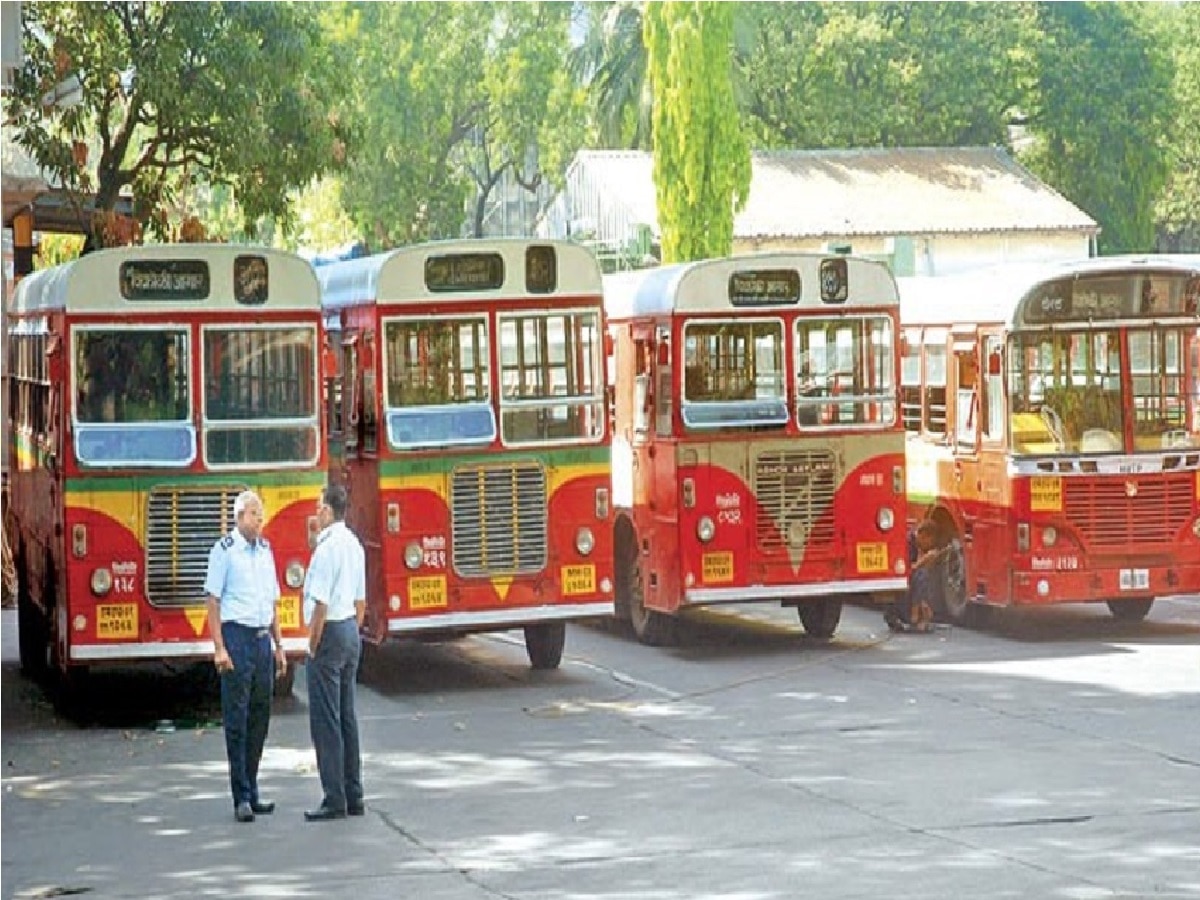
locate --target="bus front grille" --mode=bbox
[146,484,247,607]
[754,450,838,550]
[1063,474,1193,550]
[451,463,547,577]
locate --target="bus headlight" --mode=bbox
[90,567,113,596]
[1041,526,1057,548]
[285,561,306,589]
[876,508,895,532]
[697,516,716,543]
[575,527,595,556]
[404,542,423,570]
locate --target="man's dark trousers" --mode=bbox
[307,619,363,812]
[220,623,273,807]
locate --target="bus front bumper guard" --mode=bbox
[388,600,615,634]
[71,636,310,662]
[685,578,908,607]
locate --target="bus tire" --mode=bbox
[625,540,677,647]
[797,598,842,639]
[524,622,566,670]
[274,665,297,698]
[16,548,47,678]
[1106,598,1153,622]
[938,538,979,626]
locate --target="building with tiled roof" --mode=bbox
[537,147,1099,275]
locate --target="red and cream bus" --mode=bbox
[317,239,613,669]
[5,244,325,693]
[604,254,908,644]
[899,255,1200,624]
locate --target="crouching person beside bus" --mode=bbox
[885,520,944,634]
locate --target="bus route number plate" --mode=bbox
[276,596,300,630]
[97,603,138,640]
[562,564,596,595]
[702,552,734,584]
[1119,569,1149,591]
[409,576,448,609]
[856,542,889,574]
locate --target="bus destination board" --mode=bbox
[425,253,505,293]
[728,269,801,307]
[120,260,210,301]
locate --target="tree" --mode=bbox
[337,2,584,247]
[6,2,345,242]
[1019,2,1172,253]
[739,3,1034,149]
[570,1,652,149]
[1151,2,1200,252]
[644,2,751,263]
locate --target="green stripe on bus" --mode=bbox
[378,444,609,477]
[64,470,328,493]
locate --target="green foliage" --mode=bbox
[336,2,583,247]
[1019,2,1172,253]
[645,2,751,263]
[1152,2,1200,251]
[739,3,1034,149]
[7,2,346,239]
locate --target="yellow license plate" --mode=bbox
[409,575,448,609]
[1030,475,1063,512]
[702,551,735,584]
[856,542,888,574]
[97,603,138,640]
[561,564,596,596]
[277,595,300,630]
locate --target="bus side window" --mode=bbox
[633,338,651,436]
[923,339,947,438]
[900,329,922,432]
[343,338,359,452]
[954,343,979,449]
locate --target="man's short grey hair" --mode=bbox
[234,490,263,518]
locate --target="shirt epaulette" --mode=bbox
[220,535,235,550]
[259,537,271,549]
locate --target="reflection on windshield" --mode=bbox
[75,424,195,467]
[76,329,188,423]
[388,404,496,449]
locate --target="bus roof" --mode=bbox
[10,243,320,315]
[898,254,1200,330]
[318,238,603,310]
[602,252,899,320]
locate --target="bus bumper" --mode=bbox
[684,577,908,607]
[1009,562,1200,606]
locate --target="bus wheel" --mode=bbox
[939,538,983,626]
[15,549,47,677]
[274,665,297,698]
[524,622,566,670]
[623,532,676,646]
[797,598,842,639]
[1106,598,1153,622]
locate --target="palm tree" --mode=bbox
[570,1,652,149]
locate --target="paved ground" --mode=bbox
[2,597,1199,900]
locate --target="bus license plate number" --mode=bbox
[97,603,138,640]
[561,565,595,596]
[702,552,734,584]
[409,576,448,609]
[856,542,888,574]
[1119,568,1149,591]
[276,595,300,630]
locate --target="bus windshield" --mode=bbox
[203,325,318,466]
[498,310,604,444]
[384,316,495,449]
[74,328,194,466]
[682,319,788,428]
[1007,327,1200,455]
[795,316,896,428]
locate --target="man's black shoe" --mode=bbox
[348,804,365,817]
[250,800,276,815]
[304,805,347,822]
[235,802,255,823]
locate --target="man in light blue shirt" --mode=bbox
[204,490,287,824]
[302,483,367,821]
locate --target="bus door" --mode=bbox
[973,330,1009,601]
[949,329,981,558]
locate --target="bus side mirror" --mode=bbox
[656,340,670,367]
[988,351,1002,376]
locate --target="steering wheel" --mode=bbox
[1040,405,1067,449]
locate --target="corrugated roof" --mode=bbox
[569,147,1099,240]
